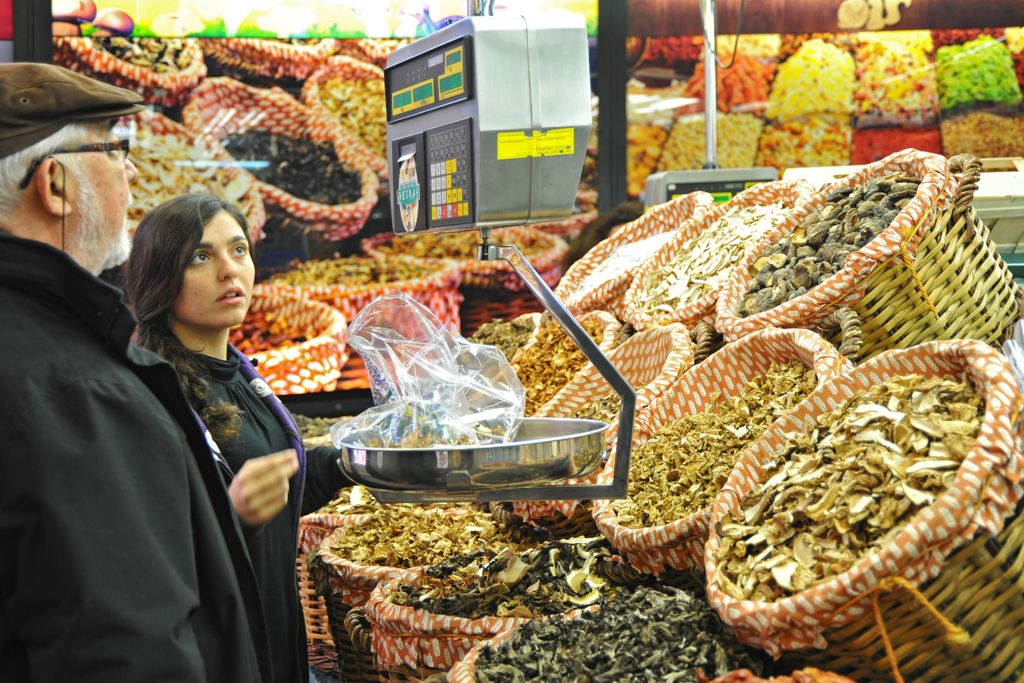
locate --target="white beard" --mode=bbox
[67,172,132,275]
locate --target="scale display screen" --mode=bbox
[386,37,471,122]
[668,179,765,203]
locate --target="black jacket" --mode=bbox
[0,233,272,682]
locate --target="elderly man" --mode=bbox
[0,64,270,682]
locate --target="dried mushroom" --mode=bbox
[269,256,441,287]
[389,538,625,619]
[513,319,605,415]
[473,582,766,682]
[318,77,387,156]
[715,374,983,602]
[315,486,382,516]
[612,362,816,528]
[321,503,540,569]
[222,131,362,206]
[740,174,921,316]
[575,393,623,424]
[639,203,789,316]
[94,37,193,72]
[128,127,254,228]
[469,318,536,362]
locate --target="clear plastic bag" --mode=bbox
[331,293,525,449]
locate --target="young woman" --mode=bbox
[124,194,352,683]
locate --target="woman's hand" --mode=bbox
[228,449,298,526]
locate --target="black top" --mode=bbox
[0,232,271,682]
[200,353,349,683]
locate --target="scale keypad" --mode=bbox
[427,118,473,227]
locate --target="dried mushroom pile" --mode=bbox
[222,131,361,205]
[575,393,623,424]
[473,583,764,683]
[94,37,193,72]
[740,174,920,316]
[638,203,789,316]
[129,127,253,226]
[389,538,623,619]
[373,228,549,260]
[612,363,816,528]
[513,319,605,415]
[469,318,536,362]
[317,78,387,155]
[270,256,440,287]
[315,486,383,517]
[321,504,539,568]
[716,374,983,602]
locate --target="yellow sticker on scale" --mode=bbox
[496,128,575,160]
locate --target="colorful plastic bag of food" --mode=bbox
[331,293,524,449]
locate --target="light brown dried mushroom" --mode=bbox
[611,362,816,528]
[715,374,983,602]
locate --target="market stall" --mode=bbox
[31,2,1024,681]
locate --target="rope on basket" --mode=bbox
[837,573,971,683]
[898,218,941,321]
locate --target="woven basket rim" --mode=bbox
[58,36,206,87]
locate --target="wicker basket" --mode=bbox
[592,327,851,575]
[499,323,695,529]
[199,38,336,80]
[361,227,568,291]
[298,508,374,676]
[268,257,462,331]
[554,191,715,318]
[332,39,411,69]
[182,77,380,240]
[302,56,389,178]
[344,606,443,683]
[704,339,1024,683]
[716,151,1024,360]
[459,288,546,338]
[229,284,348,395]
[53,37,207,107]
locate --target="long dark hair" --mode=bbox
[124,194,253,445]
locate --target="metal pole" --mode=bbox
[702,0,719,169]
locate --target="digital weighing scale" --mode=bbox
[335,10,636,504]
[644,167,779,208]
[642,0,777,209]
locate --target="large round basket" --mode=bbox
[715,151,1024,360]
[182,77,380,240]
[302,56,388,177]
[198,38,336,80]
[54,37,207,107]
[361,227,568,291]
[229,284,348,395]
[704,340,1024,683]
[593,326,850,576]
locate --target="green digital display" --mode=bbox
[413,82,434,101]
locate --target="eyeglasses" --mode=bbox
[18,139,132,190]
